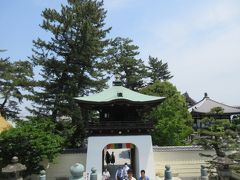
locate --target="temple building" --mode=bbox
[189,93,240,129]
[75,78,165,179]
[183,92,197,108]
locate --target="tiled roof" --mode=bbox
[189,94,240,114]
[75,83,165,105]
[153,146,204,152]
[183,92,197,107]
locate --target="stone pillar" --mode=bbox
[164,165,172,180]
[90,167,97,180]
[39,170,46,180]
[70,163,84,180]
[200,165,208,180]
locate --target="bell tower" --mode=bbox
[75,78,165,179]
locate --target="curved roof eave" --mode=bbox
[189,97,240,114]
[74,85,165,106]
[75,97,165,106]
[192,109,240,115]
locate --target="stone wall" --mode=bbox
[32,147,213,180]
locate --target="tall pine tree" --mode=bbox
[105,37,147,90]
[30,0,110,120]
[30,0,111,146]
[147,56,173,83]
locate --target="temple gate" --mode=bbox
[75,78,165,179]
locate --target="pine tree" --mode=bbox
[147,56,173,83]
[29,0,111,147]
[0,56,33,119]
[30,0,110,121]
[194,107,240,177]
[105,37,147,90]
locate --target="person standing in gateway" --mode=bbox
[138,170,149,180]
[111,152,115,165]
[105,151,111,165]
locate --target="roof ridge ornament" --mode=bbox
[204,92,209,98]
[113,74,122,86]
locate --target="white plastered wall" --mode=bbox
[86,135,155,180]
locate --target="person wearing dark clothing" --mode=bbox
[105,151,111,165]
[111,152,115,165]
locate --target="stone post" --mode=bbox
[39,170,46,180]
[200,165,208,180]
[90,167,97,180]
[70,163,84,180]
[164,165,172,180]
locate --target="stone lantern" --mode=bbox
[2,156,26,180]
[212,155,234,180]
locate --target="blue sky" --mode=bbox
[1,0,240,116]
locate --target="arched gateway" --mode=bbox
[75,78,165,179]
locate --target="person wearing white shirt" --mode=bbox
[102,168,111,180]
[122,163,130,179]
[126,169,136,180]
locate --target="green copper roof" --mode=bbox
[75,85,165,105]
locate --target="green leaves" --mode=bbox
[0,57,34,119]
[29,0,113,147]
[0,117,64,175]
[141,81,193,146]
[209,107,224,114]
[105,37,147,90]
[194,108,240,177]
[147,56,173,83]
[30,0,111,120]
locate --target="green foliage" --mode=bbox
[30,0,110,118]
[0,57,33,119]
[232,115,240,132]
[209,107,224,114]
[0,117,64,175]
[105,37,147,90]
[147,56,173,83]
[194,109,240,177]
[140,81,193,146]
[195,116,240,157]
[29,0,111,146]
[104,39,173,90]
